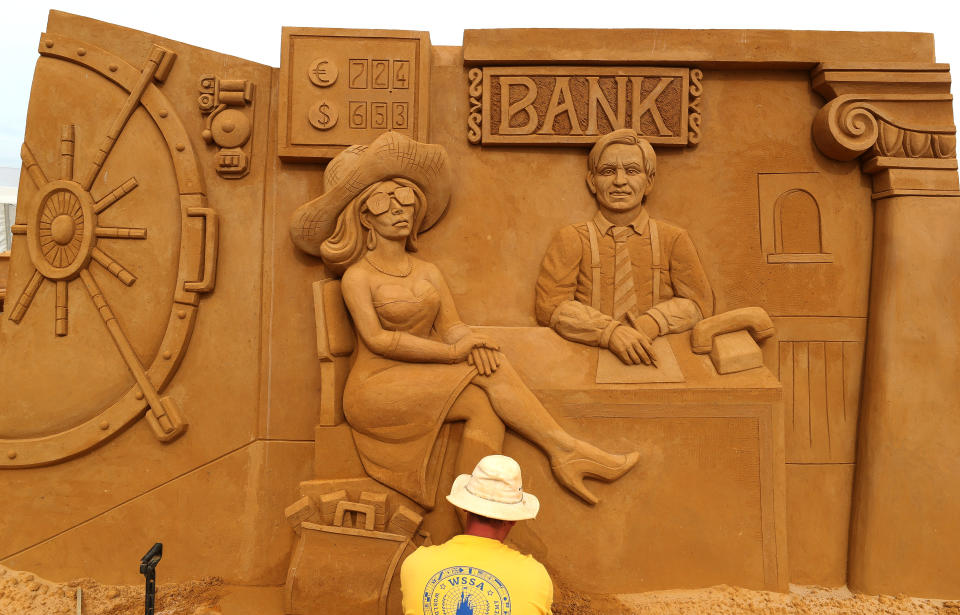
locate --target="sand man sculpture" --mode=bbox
[290,132,638,505]
[536,128,714,365]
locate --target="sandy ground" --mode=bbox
[4,563,960,615]
[0,565,223,615]
[555,583,960,615]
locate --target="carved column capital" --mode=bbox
[810,64,958,199]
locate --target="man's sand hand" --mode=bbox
[608,324,658,366]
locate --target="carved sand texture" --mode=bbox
[0,564,223,615]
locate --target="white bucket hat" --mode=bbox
[446,455,540,521]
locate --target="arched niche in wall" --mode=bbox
[771,188,832,262]
[758,173,833,265]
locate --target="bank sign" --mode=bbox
[472,66,702,146]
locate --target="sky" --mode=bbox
[1,0,957,174]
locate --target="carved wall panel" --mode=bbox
[1,11,280,587]
[779,342,857,462]
[0,33,219,467]
[770,317,865,464]
[785,464,854,586]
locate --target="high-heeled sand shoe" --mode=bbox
[551,451,640,505]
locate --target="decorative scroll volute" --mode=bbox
[813,97,882,161]
[810,64,956,165]
[812,94,956,162]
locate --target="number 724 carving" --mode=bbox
[348,59,411,90]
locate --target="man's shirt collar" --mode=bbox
[593,208,649,236]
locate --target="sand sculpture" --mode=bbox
[1,11,958,615]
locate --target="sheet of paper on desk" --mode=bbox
[595,337,685,384]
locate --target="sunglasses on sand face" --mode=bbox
[365,186,416,215]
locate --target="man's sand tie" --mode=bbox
[611,226,637,321]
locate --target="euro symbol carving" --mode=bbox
[308,58,338,87]
[308,100,339,130]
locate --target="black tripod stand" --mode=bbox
[139,543,163,615]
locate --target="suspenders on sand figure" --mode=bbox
[587,218,661,317]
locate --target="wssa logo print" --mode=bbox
[422,566,512,615]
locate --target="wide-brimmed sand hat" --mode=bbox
[289,132,451,256]
[446,455,540,521]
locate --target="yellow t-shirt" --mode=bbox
[400,534,553,615]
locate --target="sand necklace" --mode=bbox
[365,254,413,277]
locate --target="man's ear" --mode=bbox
[585,173,597,195]
[644,173,655,196]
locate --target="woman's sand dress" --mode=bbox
[343,278,476,508]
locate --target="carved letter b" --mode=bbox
[499,77,539,135]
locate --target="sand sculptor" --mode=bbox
[400,455,553,615]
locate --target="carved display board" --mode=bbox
[278,28,431,161]
[469,66,702,146]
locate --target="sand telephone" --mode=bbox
[691,307,775,374]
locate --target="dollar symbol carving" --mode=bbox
[308,100,339,130]
[316,103,331,126]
